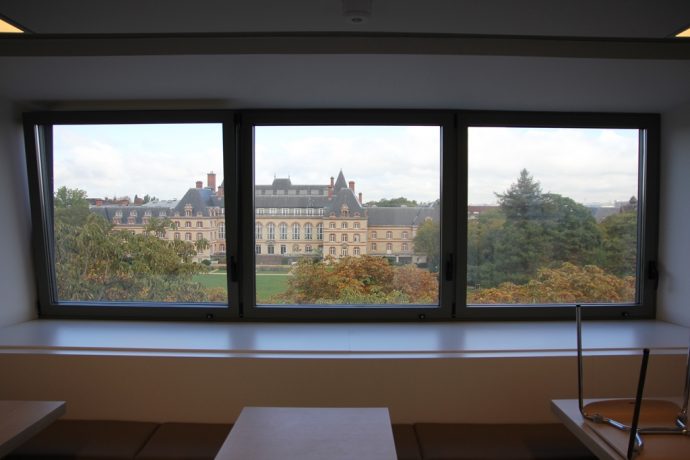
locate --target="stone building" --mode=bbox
[91,171,439,265]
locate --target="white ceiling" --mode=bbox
[1,0,690,113]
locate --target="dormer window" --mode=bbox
[184,204,193,217]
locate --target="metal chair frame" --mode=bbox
[575,305,689,458]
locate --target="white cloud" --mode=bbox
[468,127,638,205]
[54,124,223,200]
[52,124,639,207]
[256,125,441,203]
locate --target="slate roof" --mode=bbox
[366,206,439,226]
[174,188,224,216]
[333,170,348,192]
[326,186,364,216]
[255,176,331,209]
[90,205,177,225]
[89,171,437,228]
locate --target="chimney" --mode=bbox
[207,171,217,192]
[358,192,363,204]
[328,185,333,200]
[330,176,335,188]
[196,181,203,189]
[349,181,355,192]
[217,184,224,198]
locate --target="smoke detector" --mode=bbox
[342,0,373,24]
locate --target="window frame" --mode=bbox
[22,109,658,321]
[455,111,659,321]
[23,110,239,320]
[238,110,456,321]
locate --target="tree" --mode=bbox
[487,170,602,286]
[467,208,504,288]
[392,264,438,303]
[413,219,440,272]
[143,217,174,236]
[53,188,220,302]
[365,197,419,207]
[54,186,90,226]
[598,210,637,277]
[496,169,543,221]
[279,255,438,304]
[468,262,635,304]
[541,193,601,266]
[194,237,210,254]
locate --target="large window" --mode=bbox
[245,111,452,320]
[458,112,658,320]
[24,110,658,320]
[468,127,639,304]
[24,111,237,320]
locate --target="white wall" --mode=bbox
[0,62,687,423]
[658,101,690,327]
[0,100,36,328]
[0,353,684,424]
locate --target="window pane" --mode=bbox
[467,127,639,305]
[254,126,441,306]
[53,123,227,304]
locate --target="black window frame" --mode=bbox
[23,110,240,321]
[239,110,456,321]
[22,109,658,321]
[456,111,659,321]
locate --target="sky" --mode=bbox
[53,123,639,206]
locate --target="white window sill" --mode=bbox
[0,319,688,359]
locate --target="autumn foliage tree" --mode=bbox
[279,255,438,304]
[467,262,635,304]
[413,219,441,272]
[54,187,224,302]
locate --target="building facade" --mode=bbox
[90,171,438,265]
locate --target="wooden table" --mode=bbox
[0,400,65,458]
[551,399,690,460]
[215,407,397,460]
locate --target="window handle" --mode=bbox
[648,260,658,290]
[445,253,454,281]
[229,255,238,282]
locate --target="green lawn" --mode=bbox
[192,272,227,289]
[256,273,290,302]
[192,272,290,301]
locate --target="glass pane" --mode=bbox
[467,127,639,305]
[52,123,227,304]
[254,126,441,306]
